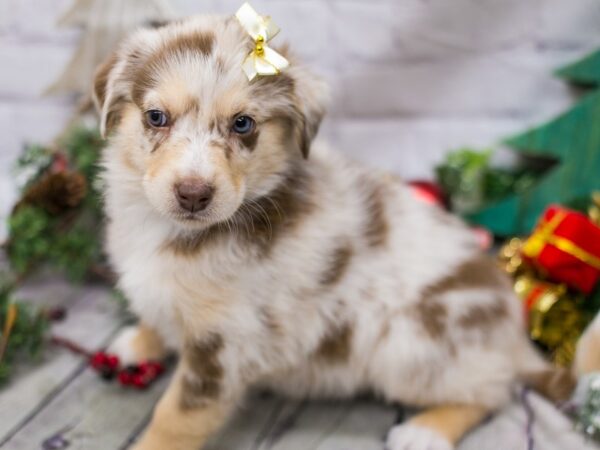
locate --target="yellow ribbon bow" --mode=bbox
[235,2,289,81]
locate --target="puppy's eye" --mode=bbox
[232,115,255,135]
[145,110,169,128]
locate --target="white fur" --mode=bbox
[108,325,144,366]
[387,423,453,450]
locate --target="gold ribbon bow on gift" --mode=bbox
[236,2,289,81]
[522,210,600,270]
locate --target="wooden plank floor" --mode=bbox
[1,278,599,450]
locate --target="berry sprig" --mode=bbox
[51,336,166,389]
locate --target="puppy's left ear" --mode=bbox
[291,67,329,159]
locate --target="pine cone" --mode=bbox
[19,172,87,215]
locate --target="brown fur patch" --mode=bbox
[180,333,224,410]
[164,165,315,258]
[417,254,510,340]
[315,324,353,364]
[320,241,353,286]
[417,299,448,339]
[93,52,118,111]
[240,130,260,151]
[423,254,510,300]
[523,367,576,403]
[458,297,508,329]
[363,180,389,248]
[132,31,215,107]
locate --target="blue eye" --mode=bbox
[232,115,255,135]
[145,110,169,128]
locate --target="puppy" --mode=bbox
[94,13,574,450]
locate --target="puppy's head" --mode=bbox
[94,15,327,229]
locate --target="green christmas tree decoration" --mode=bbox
[465,49,600,236]
[556,49,600,87]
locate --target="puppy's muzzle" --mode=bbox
[175,179,215,213]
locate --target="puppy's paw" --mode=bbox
[107,325,166,366]
[386,423,453,450]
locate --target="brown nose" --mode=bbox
[175,179,214,213]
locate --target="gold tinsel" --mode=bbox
[498,235,588,366]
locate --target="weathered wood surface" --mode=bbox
[1,280,599,450]
[0,278,123,445]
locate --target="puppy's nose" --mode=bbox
[175,179,214,213]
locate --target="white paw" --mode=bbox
[386,423,453,450]
[107,326,142,366]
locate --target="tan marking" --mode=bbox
[134,362,233,450]
[180,333,224,410]
[409,404,489,445]
[315,323,353,364]
[145,139,180,179]
[363,180,389,248]
[121,149,140,174]
[575,322,600,376]
[320,241,353,286]
[131,324,167,362]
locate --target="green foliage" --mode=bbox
[63,127,103,183]
[8,207,53,274]
[50,226,101,281]
[0,275,48,385]
[436,148,540,214]
[14,144,54,190]
[6,126,106,282]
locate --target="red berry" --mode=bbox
[132,374,147,389]
[90,352,107,369]
[118,371,132,386]
[106,355,120,369]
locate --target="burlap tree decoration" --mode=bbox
[45,0,176,108]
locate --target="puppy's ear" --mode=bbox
[92,30,156,138]
[92,52,121,138]
[291,68,329,159]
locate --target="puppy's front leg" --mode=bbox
[132,335,239,450]
[387,404,488,450]
[109,323,168,366]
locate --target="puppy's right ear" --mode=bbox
[92,52,123,138]
[92,30,157,138]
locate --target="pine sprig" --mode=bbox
[0,274,48,385]
[6,126,106,282]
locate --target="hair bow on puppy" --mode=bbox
[236,2,289,81]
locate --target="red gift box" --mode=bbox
[521,205,600,294]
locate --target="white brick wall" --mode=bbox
[1,0,600,239]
